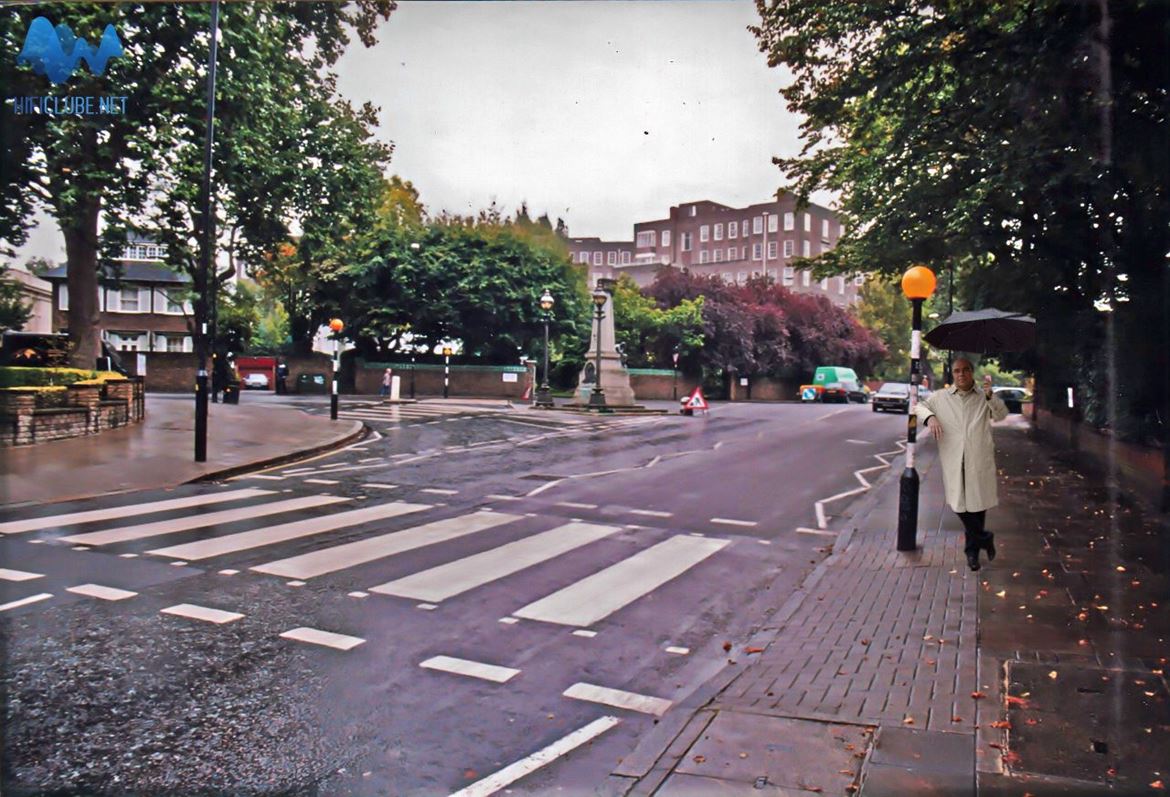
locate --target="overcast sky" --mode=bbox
[17,0,821,263]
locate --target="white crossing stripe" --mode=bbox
[67,583,137,601]
[303,479,339,485]
[796,526,837,537]
[369,521,621,603]
[279,626,365,651]
[0,488,274,535]
[61,495,348,547]
[421,488,459,496]
[555,502,597,510]
[562,682,673,716]
[448,716,621,797]
[148,501,431,562]
[630,509,672,518]
[363,483,397,490]
[710,517,758,527]
[665,646,690,655]
[420,655,519,683]
[251,510,519,579]
[513,535,730,627]
[0,593,53,612]
[0,568,43,581]
[160,603,243,624]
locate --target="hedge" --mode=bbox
[0,367,123,388]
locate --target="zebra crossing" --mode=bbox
[0,487,735,635]
[329,399,672,434]
[332,400,504,425]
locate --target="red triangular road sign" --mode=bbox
[685,387,709,410]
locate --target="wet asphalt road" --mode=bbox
[0,398,909,796]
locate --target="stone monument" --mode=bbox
[574,278,637,407]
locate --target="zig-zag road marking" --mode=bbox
[813,439,906,530]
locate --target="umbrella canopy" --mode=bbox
[923,308,1036,354]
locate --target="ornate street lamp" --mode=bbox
[587,287,608,409]
[535,289,555,408]
[897,265,937,551]
[329,317,344,420]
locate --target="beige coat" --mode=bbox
[915,386,1009,512]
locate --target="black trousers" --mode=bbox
[956,510,992,556]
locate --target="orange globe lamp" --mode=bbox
[901,265,936,300]
[329,318,344,333]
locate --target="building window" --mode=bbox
[118,287,142,312]
[699,250,709,264]
[783,266,795,286]
[784,212,795,231]
[607,251,617,265]
[661,230,671,247]
[699,225,709,243]
[802,270,811,287]
[722,272,734,284]
[737,271,747,283]
[821,277,829,291]
[752,243,762,261]
[767,241,778,260]
[636,231,656,247]
[854,274,865,286]
[783,240,795,258]
[802,241,811,257]
[804,213,811,232]
[578,252,589,264]
[729,221,738,238]
[742,220,750,237]
[715,223,724,241]
[726,247,736,261]
[621,251,631,265]
[58,284,69,310]
[822,219,831,239]
[838,276,847,294]
[714,249,723,263]
[689,206,697,217]
[767,268,778,281]
[593,252,602,265]
[109,332,146,352]
[767,214,778,233]
[753,217,763,234]
[681,233,692,252]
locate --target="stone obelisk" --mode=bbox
[575,278,636,406]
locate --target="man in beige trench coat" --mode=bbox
[914,358,1009,571]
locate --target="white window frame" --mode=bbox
[727,247,736,261]
[742,220,750,238]
[767,268,778,281]
[607,251,617,265]
[821,277,829,291]
[752,243,762,261]
[713,249,723,263]
[689,206,697,217]
[699,225,709,243]
[714,223,723,241]
[58,284,69,310]
[802,270,811,287]
[737,271,747,283]
[803,241,811,258]
[699,249,709,264]
[636,230,656,248]
[729,221,738,238]
[767,214,778,233]
[660,230,671,247]
[621,251,631,265]
[579,252,590,264]
[783,266,795,286]
[593,252,603,265]
[114,286,147,313]
[838,276,846,295]
[767,241,778,260]
[753,217,763,234]
[822,219,830,239]
[783,240,795,258]
[681,233,692,252]
[804,213,812,232]
[784,212,795,231]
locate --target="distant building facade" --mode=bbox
[566,195,864,306]
[7,265,53,333]
[41,235,195,353]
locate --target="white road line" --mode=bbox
[0,488,274,535]
[562,682,673,716]
[279,626,365,651]
[421,488,459,496]
[303,479,339,485]
[846,439,871,445]
[252,511,519,579]
[160,604,243,624]
[486,494,521,501]
[363,483,398,490]
[513,535,729,627]
[0,593,53,612]
[370,521,621,603]
[630,509,672,518]
[498,617,519,624]
[0,568,43,581]
[420,655,519,683]
[555,502,597,510]
[710,517,758,527]
[358,457,381,463]
[665,646,690,655]
[62,495,349,546]
[448,716,621,797]
[572,629,597,638]
[67,583,137,601]
[149,501,431,562]
[309,464,386,475]
[240,474,285,481]
[797,527,837,537]
[813,486,868,529]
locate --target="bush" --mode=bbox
[0,366,98,387]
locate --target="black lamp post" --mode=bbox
[329,318,343,420]
[587,287,608,409]
[896,265,937,551]
[194,0,221,462]
[535,289,554,408]
[672,346,680,400]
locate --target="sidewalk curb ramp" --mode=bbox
[185,421,367,485]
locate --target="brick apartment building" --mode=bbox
[42,235,195,353]
[566,195,864,306]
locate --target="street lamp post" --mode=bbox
[329,318,343,420]
[535,289,555,408]
[587,287,608,409]
[443,346,452,399]
[897,265,937,551]
[672,346,680,400]
[410,351,416,399]
[194,0,221,463]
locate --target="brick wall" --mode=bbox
[354,361,534,399]
[0,377,144,446]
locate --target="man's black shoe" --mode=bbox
[983,535,996,561]
[967,552,981,571]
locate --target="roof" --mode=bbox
[39,262,191,285]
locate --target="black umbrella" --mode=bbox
[923,308,1036,354]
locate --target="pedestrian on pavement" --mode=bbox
[275,361,288,395]
[379,367,393,397]
[914,357,1009,571]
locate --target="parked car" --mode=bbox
[243,372,270,390]
[993,386,1030,414]
[872,382,911,413]
[800,366,867,403]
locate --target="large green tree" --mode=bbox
[0,2,394,367]
[752,0,1169,448]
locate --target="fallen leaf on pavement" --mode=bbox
[463,770,477,780]
[746,646,764,654]
[739,753,748,759]
[693,755,706,764]
[952,716,964,722]
[990,721,1011,729]
[971,691,986,700]
[1005,696,1029,707]
[989,743,1003,750]
[902,717,915,725]
[722,642,732,652]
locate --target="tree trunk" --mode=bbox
[62,198,102,370]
